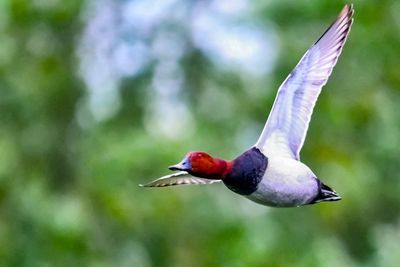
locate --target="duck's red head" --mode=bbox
[169,152,229,179]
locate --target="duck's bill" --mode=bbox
[168,158,191,171]
[140,171,221,187]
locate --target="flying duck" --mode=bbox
[141,4,354,207]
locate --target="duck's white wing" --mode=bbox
[255,4,354,160]
[140,171,221,187]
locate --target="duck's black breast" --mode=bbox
[223,147,268,195]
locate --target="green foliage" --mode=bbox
[1,0,400,266]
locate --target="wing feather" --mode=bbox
[255,4,354,160]
[140,171,221,187]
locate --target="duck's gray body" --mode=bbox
[222,147,338,207]
[246,155,318,207]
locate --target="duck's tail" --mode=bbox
[310,180,341,204]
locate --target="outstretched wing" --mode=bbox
[140,171,221,187]
[255,4,354,160]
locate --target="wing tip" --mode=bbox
[340,4,355,25]
[336,4,355,48]
[314,4,354,46]
[343,4,354,16]
[139,183,155,187]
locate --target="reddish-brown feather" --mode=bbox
[187,152,228,179]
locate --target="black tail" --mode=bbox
[310,180,341,204]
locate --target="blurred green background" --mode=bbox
[1,0,400,266]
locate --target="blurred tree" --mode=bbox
[0,0,400,266]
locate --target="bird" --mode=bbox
[140,4,354,207]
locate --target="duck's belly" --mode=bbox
[246,157,319,207]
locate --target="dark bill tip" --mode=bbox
[168,158,191,171]
[168,165,181,171]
